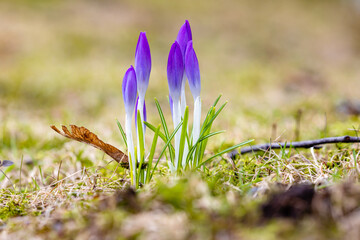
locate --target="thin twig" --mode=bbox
[236,135,360,156]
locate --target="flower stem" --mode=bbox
[180,75,187,116]
[173,99,181,170]
[180,75,189,167]
[136,95,145,161]
[193,96,201,145]
[126,114,136,185]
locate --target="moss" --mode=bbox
[0,200,27,221]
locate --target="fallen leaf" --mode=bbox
[51,125,130,168]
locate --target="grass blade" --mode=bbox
[177,107,189,171]
[116,119,127,149]
[198,107,216,164]
[146,124,161,183]
[154,98,175,161]
[201,102,227,135]
[145,121,175,153]
[150,119,183,179]
[136,111,145,187]
[212,94,222,108]
[197,139,254,168]
[145,121,166,142]
[186,130,225,163]
[155,98,170,139]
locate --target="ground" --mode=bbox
[0,0,360,239]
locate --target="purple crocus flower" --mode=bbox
[167,41,184,101]
[122,66,137,115]
[122,66,137,180]
[176,20,192,60]
[176,20,192,118]
[167,41,185,170]
[185,40,201,99]
[135,32,151,97]
[135,96,147,127]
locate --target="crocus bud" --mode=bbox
[122,66,137,115]
[135,96,147,126]
[176,20,192,60]
[185,41,201,99]
[135,32,151,97]
[167,41,184,101]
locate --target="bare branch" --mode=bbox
[232,135,360,156]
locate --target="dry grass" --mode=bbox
[0,0,360,239]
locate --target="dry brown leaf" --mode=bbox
[51,125,130,168]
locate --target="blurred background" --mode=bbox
[0,0,360,151]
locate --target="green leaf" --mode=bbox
[212,94,222,108]
[116,119,127,149]
[177,106,189,171]
[146,125,161,183]
[197,139,254,168]
[145,121,175,153]
[150,119,183,179]
[136,111,146,187]
[186,130,224,164]
[155,98,170,139]
[154,98,175,162]
[198,107,216,164]
[201,102,227,135]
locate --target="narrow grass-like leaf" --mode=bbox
[186,104,215,167]
[287,143,293,158]
[116,119,128,148]
[197,139,254,168]
[196,102,227,165]
[0,168,15,190]
[198,107,216,164]
[186,130,225,163]
[201,102,227,135]
[136,111,145,187]
[186,129,192,151]
[145,121,175,153]
[32,177,39,190]
[155,98,170,139]
[146,125,161,183]
[201,107,215,133]
[150,119,183,179]
[177,107,189,171]
[154,98,175,162]
[212,94,222,108]
[19,155,23,191]
[353,149,357,170]
[39,166,45,185]
[145,122,167,142]
[199,130,225,142]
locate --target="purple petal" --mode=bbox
[1,160,14,167]
[167,42,184,101]
[176,20,192,60]
[135,32,151,96]
[185,41,201,98]
[122,66,137,115]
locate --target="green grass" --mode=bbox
[0,0,360,239]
